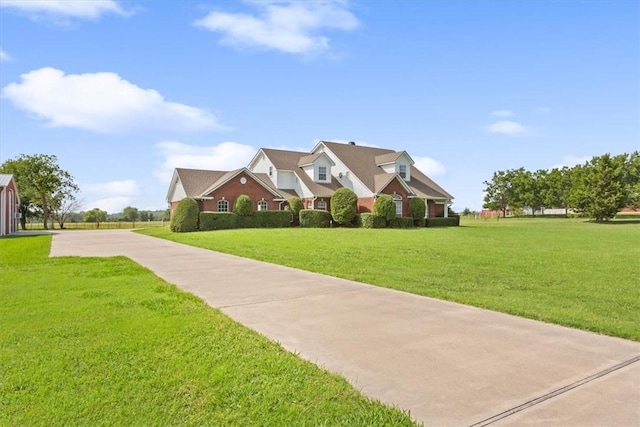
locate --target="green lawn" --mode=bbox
[139,218,640,341]
[0,236,417,426]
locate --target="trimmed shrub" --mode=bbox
[253,211,291,228]
[409,197,426,225]
[373,194,396,223]
[425,216,460,227]
[287,197,303,217]
[199,212,237,230]
[233,195,254,216]
[351,213,362,228]
[300,209,332,228]
[360,213,386,229]
[390,217,415,228]
[170,198,199,232]
[330,188,358,225]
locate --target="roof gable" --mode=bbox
[201,167,283,199]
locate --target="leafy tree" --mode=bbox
[170,198,199,232]
[543,167,573,214]
[482,170,514,217]
[233,195,254,216]
[0,154,79,230]
[121,206,139,222]
[373,194,396,224]
[139,211,154,221]
[330,188,358,225]
[287,197,303,217]
[83,208,107,227]
[570,153,637,222]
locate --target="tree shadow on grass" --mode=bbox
[592,220,640,225]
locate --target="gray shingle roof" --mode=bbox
[320,141,452,199]
[175,168,230,197]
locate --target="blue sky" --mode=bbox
[1,0,638,213]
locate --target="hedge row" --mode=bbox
[360,213,386,228]
[199,211,291,231]
[299,209,332,228]
[425,216,460,227]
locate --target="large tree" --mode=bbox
[0,154,79,230]
[482,169,516,217]
[571,153,639,222]
[543,166,573,214]
[121,206,139,222]
[83,208,107,227]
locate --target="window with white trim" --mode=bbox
[318,166,327,181]
[398,164,407,179]
[307,200,314,209]
[257,200,268,211]
[395,201,403,216]
[269,166,273,177]
[217,200,229,212]
[392,194,403,217]
[317,200,327,211]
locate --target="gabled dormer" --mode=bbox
[298,152,335,184]
[375,151,414,182]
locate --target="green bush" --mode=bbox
[199,212,237,230]
[360,213,387,228]
[373,194,396,223]
[200,210,291,230]
[425,216,460,227]
[351,213,362,228]
[390,217,415,228]
[254,211,292,228]
[330,188,358,225]
[234,195,254,216]
[170,198,199,232]
[300,209,332,228]
[287,197,303,217]
[409,198,426,222]
[239,211,291,228]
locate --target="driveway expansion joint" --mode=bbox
[468,354,640,427]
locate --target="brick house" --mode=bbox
[0,174,20,236]
[167,141,453,218]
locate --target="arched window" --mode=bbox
[257,200,268,211]
[392,194,403,217]
[217,199,229,212]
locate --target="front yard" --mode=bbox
[139,218,640,341]
[0,235,417,426]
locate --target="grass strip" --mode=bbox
[0,235,418,426]
[138,218,640,341]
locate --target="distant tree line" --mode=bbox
[483,152,639,222]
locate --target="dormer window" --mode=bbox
[318,166,327,181]
[399,164,407,179]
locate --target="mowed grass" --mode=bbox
[0,236,418,426]
[139,218,640,341]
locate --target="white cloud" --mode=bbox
[0,0,128,21]
[1,67,222,133]
[414,156,446,177]
[82,179,139,213]
[0,47,12,62]
[491,110,513,117]
[194,0,359,55]
[552,155,591,169]
[485,120,530,136]
[86,197,133,214]
[154,140,257,182]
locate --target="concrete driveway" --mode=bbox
[50,230,640,427]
